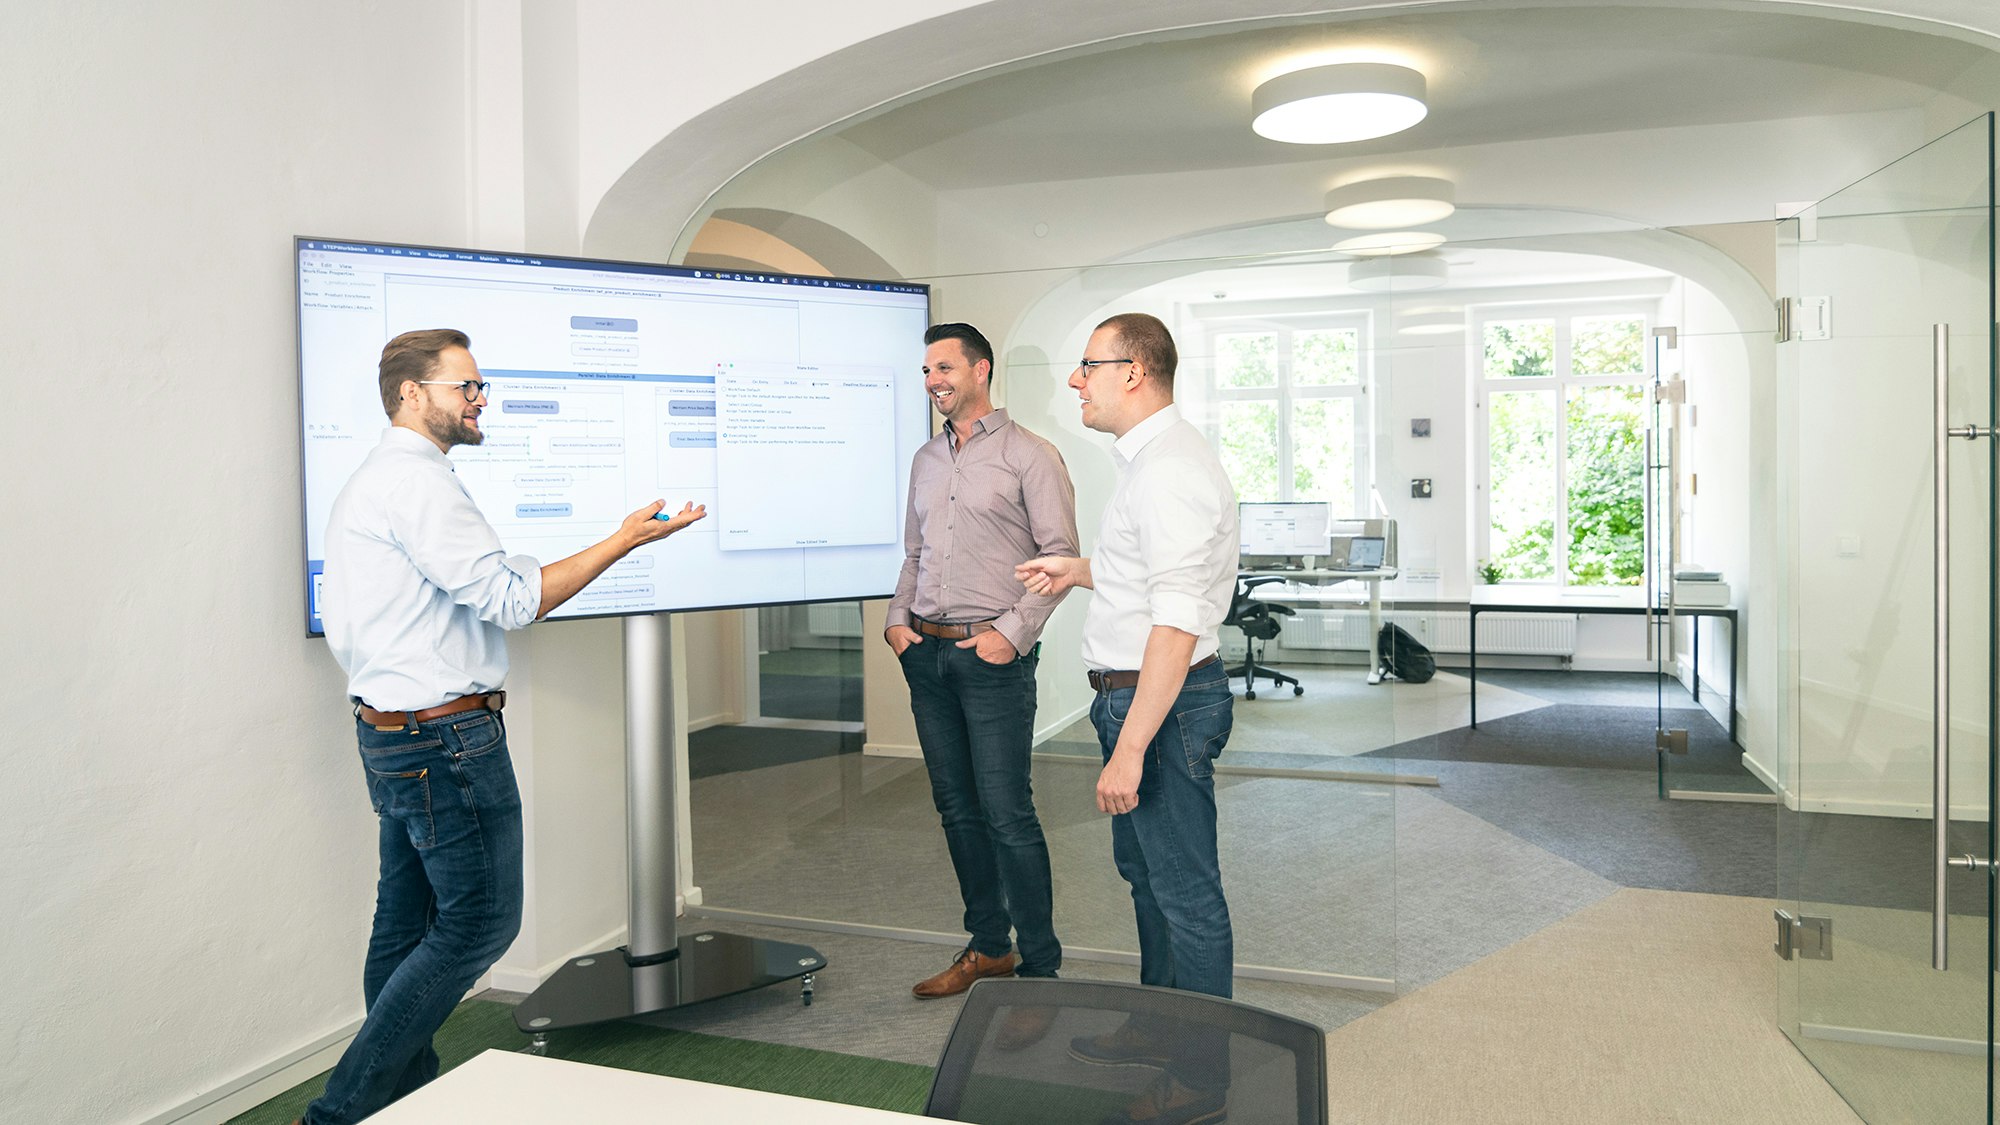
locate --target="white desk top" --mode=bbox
[1243,567,1396,585]
[365,1049,932,1123]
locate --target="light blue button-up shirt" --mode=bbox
[322,427,543,711]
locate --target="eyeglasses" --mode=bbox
[417,379,491,401]
[1075,358,1134,371]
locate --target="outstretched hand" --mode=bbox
[1016,555,1089,597]
[625,500,707,546]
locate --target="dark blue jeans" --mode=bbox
[1089,660,1234,1000]
[899,638,1060,977]
[305,708,524,1125]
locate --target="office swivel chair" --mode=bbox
[1224,577,1303,700]
[925,978,1328,1125]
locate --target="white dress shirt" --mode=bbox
[1080,404,1240,671]
[322,427,543,711]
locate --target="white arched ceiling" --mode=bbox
[583,0,2000,263]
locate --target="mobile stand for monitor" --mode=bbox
[513,613,825,1053]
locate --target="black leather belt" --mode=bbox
[1087,654,1218,693]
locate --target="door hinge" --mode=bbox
[1775,296,1831,342]
[1656,728,1689,755]
[1774,909,1833,960]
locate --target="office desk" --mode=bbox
[1242,567,1398,684]
[1467,587,1738,741]
[367,1048,931,1123]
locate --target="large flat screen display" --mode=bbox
[297,237,932,634]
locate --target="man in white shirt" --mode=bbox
[306,329,704,1125]
[1017,312,1238,1123]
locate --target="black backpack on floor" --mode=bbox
[1377,623,1436,684]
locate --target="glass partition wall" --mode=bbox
[1773,113,1996,1123]
[679,202,1796,1001]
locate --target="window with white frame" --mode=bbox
[1205,317,1370,515]
[1477,308,1649,586]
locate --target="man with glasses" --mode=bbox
[307,329,705,1125]
[886,323,1078,1018]
[1017,312,1238,1125]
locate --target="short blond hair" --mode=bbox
[1096,313,1177,392]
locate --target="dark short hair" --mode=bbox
[924,322,994,377]
[378,328,471,416]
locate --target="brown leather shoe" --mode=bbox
[994,1004,1057,1050]
[912,948,1016,998]
[1099,1073,1226,1125]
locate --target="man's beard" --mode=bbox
[423,398,483,448]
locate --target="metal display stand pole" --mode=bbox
[514,612,824,1051]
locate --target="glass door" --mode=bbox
[1652,300,1774,801]
[1776,113,1996,1123]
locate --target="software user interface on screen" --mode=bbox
[297,238,931,634]
[1238,501,1332,557]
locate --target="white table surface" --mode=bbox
[365,1048,933,1123]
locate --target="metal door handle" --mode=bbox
[1933,323,1950,971]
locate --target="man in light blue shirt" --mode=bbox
[306,328,704,1125]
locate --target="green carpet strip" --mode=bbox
[228,1000,932,1123]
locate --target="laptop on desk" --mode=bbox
[1330,535,1386,572]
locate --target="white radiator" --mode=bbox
[1269,610,1575,656]
[806,602,863,638]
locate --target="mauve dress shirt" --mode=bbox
[885,408,1079,655]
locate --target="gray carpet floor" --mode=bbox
[672,666,1973,1087]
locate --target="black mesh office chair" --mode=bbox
[924,977,1327,1125]
[1224,576,1303,699]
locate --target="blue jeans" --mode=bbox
[899,638,1060,977]
[305,708,524,1125]
[1089,660,1234,1000]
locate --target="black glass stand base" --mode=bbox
[512,930,826,1042]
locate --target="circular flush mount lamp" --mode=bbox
[1324,175,1456,228]
[1334,230,1447,257]
[1348,253,1447,292]
[1397,308,1465,335]
[1251,63,1428,144]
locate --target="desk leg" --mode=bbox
[1366,577,1385,685]
[1728,616,1739,744]
[1692,621,1701,703]
[1469,608,1478,728]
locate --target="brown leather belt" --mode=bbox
[356,691,506,730]
[1087,654,1219,693]
[913,616,997,641]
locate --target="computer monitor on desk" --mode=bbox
[1239,501,1330,569]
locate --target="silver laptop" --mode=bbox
[1333,535,1386,571]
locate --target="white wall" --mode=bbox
[0,3,1010,1122]
[0,5,470,1121]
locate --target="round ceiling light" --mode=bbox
[1348,253,1448,292]
[1334,230,1448,257]
[1251,63,1428,145]
[1397,308,1465,335]
[1324,175,1456,228]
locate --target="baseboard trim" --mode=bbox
[1802,1022,1993,1057]
[487,923,631,994]
[686,906,1395,993]
[862,741,922,758]
[147,1019,361,1125]
[1034,701,1091,745]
